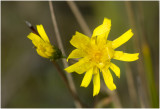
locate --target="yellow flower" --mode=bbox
[27,24,62,60]
[65,18,139,96]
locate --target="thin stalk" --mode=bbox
[125,1,150,107]
[52,61,86,107]
[48,1,84,108]
[67,1,122,108]
[94,96,112,108]
[101,81,122,108]
[67,1,92,36]
[125,63,139,107]
[137,2,158,108]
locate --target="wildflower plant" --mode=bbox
[26,22,84,107]
[24,1,158,107]
[27,17,139,100]
[27,24,62,60]
[65,18,139,96]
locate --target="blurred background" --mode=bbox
[1,1,159,108]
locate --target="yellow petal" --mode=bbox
[27,32,44,47]
[45,51,54,57]
[110,63,120,78]
[93,70,100,96]
[80,68,93,87]
[102,67,116,90]
[67,49,86,62]
[112,29,133,49]
[92,18,111,39]
[45,44,55,53]
[65,57,92,74]
[70,31,90,50]
[36,49,49,58]
[113,51,139,62]
[91,18,111,47]
[37,25,50,43]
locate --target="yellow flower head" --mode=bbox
[65,18,139,96]
[27,24,62,60]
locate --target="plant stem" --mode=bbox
[125,1,150,107]
[101,81,122,108]
[52,61,86,107]
[67,1,92,36]
[137,2,158,108]
[125,63,139,107]
[48,1,84,108]
[94,96,112,108]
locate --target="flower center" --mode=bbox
[89,45,114,69]
[93,51,102,62]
